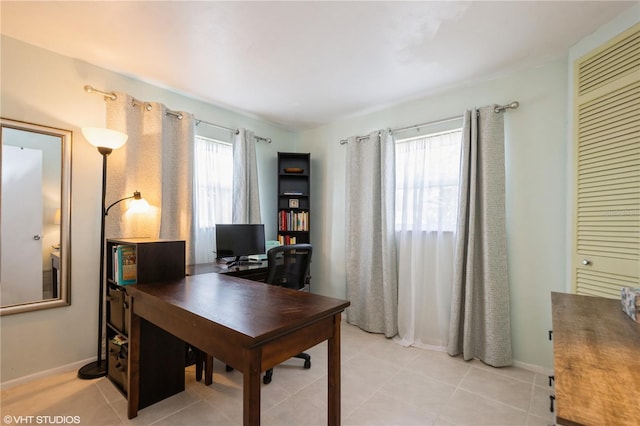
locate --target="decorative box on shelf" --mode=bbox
[621,287,640,322]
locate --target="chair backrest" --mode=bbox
[265,244,312,290]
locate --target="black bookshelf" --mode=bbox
[277,152,310,245]
[104,238,186,408]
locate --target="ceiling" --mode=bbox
[1,1,635,130]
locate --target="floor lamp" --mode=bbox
[78,127,128,380]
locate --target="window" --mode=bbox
[395,128,462,232]
[193,135,233,262]
[395,127,463,347]
[194,135,233,226]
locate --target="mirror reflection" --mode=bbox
[1,118,71,315]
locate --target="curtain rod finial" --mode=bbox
[495,101,520,113]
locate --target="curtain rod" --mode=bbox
[339,114,462,145]
[194,119,271,143]
[84,85,272,143]
[339,101,520,145]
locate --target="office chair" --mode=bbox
[262,243,313,384]
[219,244,314,384]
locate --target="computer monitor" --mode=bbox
[215,224,266,265]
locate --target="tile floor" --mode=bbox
[1,322,555,425]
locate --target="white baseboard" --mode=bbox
[389,334,553,377]
[512,359,554,377]
[0,357,95,390]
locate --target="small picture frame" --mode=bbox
[288,198,299,208]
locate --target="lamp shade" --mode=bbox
[128,191,150,213]
[128,197,150,214]
[82,127,128,150]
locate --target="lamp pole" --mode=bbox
[78,147,112,379]
[77,127,128,380]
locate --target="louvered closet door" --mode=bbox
[574,23,640,298]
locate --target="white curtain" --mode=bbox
[395,130,461,349]
[447,106,512,367]
[106,93,195,265]
[232,129,261,224]
[193,137,233,263]
[345,130,398,337]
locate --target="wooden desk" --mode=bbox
[551,292,640,426]
[126,272,349,425]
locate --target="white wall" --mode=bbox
[300,60,569,370]
[0,36,297,383]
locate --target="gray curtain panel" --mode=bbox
[232,128,262,224]
[158,108,195,265]
[345,130,398,338]
[106,93,196,265]
[447,106,512,367]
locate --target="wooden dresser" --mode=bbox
[551,292,640,426]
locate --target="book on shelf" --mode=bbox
[277,234,297,245]
[111,334,127,346]
[114,245,137,285]
[278,210,309,231]
[112,245,119,284]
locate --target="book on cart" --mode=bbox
[115,245,137,285]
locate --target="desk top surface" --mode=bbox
[551,292,640,426]
[127,272,349,344]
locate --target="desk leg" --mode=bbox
[243,349,261,426]
[204,354,213,386]
[127,311,140,419]
[327,314,341,426]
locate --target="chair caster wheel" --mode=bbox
[225,365,234,372]
[304,359,311,369]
